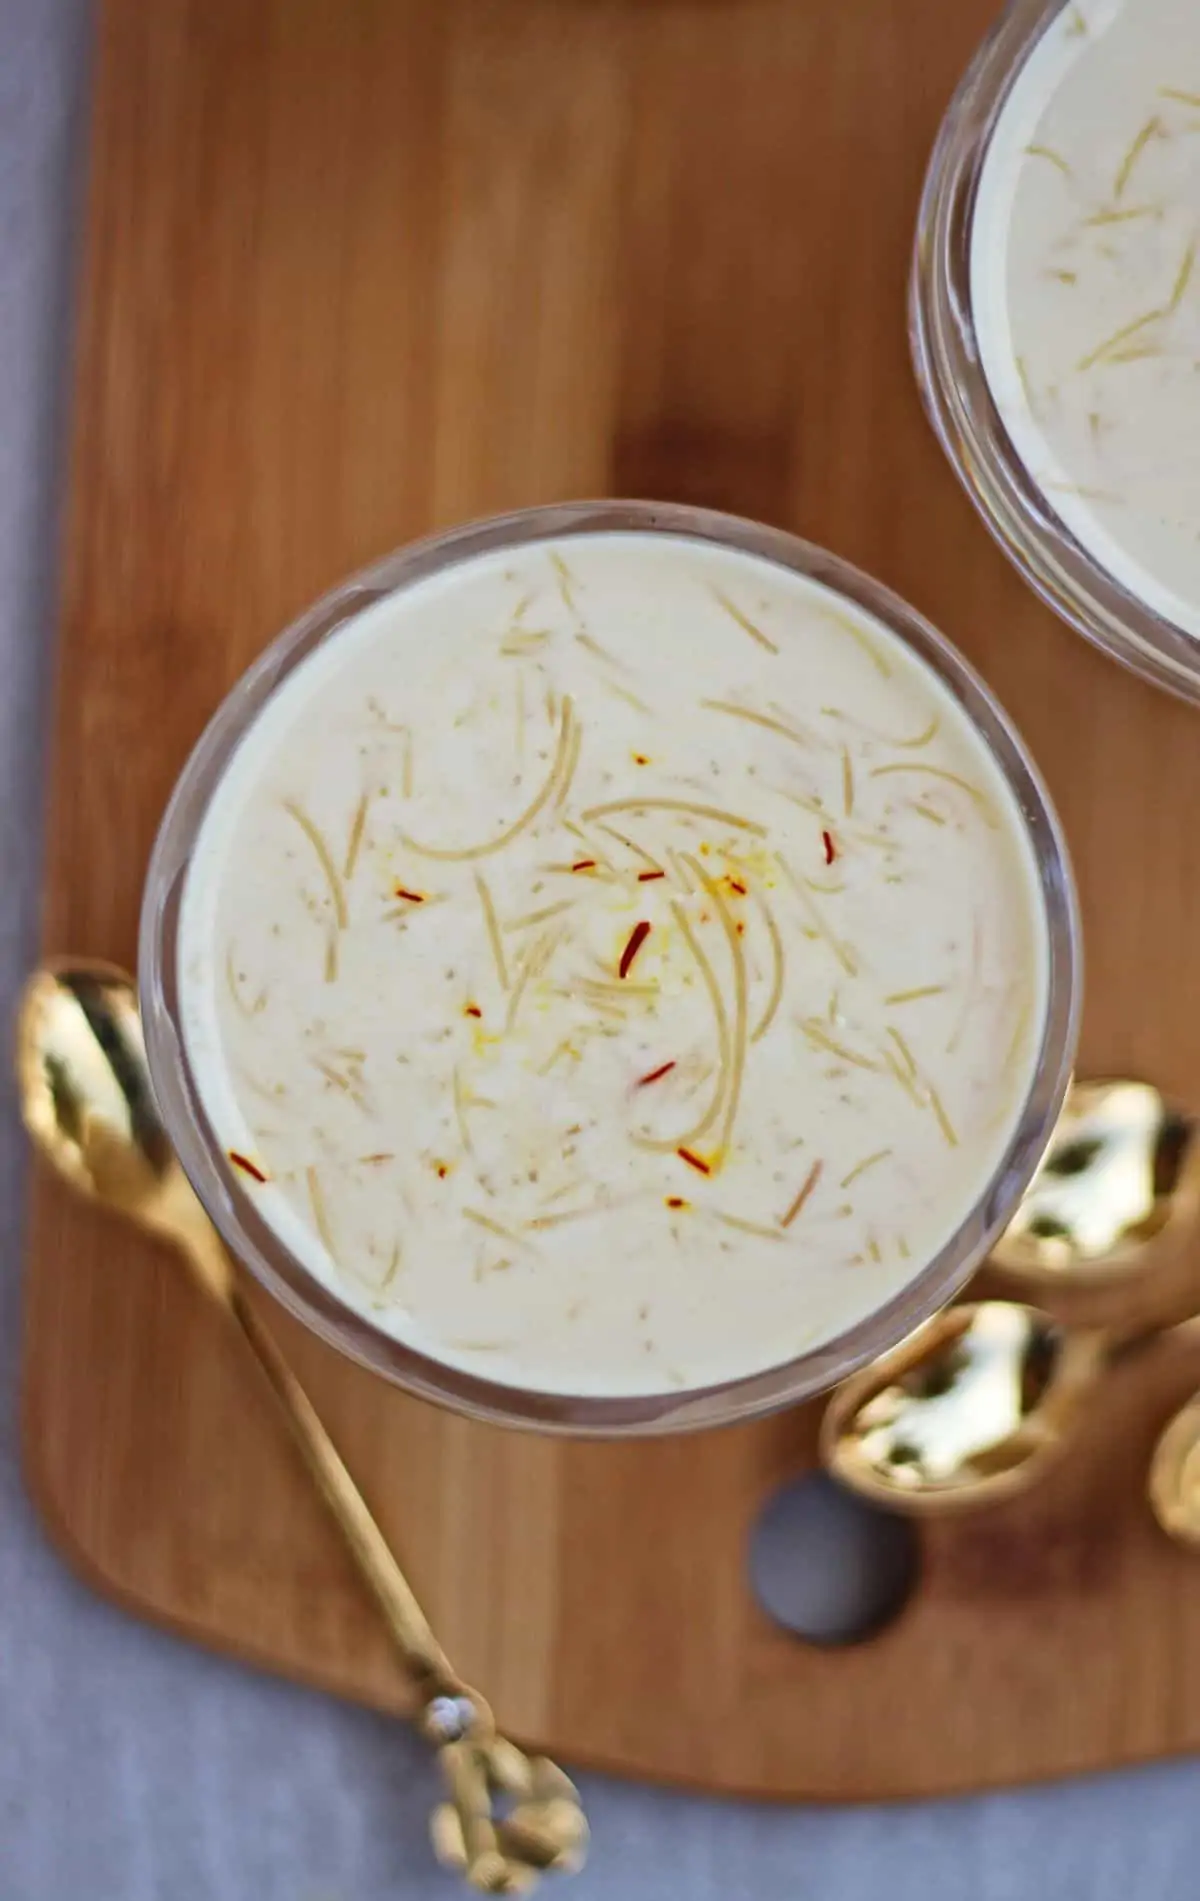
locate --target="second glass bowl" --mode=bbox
[911,0,1200,705]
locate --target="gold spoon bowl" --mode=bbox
[822,1299,1109,1515]
[1149,1395,1200,1548]
[988,1078,1199,1285]
[822,1298,1200,1517]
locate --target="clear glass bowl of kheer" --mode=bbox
[912,0,1200,702]
[140,501,1080,1434]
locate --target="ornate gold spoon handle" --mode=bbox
[223,1270,454,1686]
[16,960,586,1894]
[209,1238,587,1894]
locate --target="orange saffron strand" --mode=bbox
[636,1060,677,1088]
[619,920,652,979]
[229,1151,268,1184]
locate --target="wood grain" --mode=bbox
[22,0,1200,1797]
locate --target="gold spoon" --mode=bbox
[822,1297,1200,1516]
[988,1078,1199,1285]
[821,1076,1200,1515]
[1148,1393,1200,1548]
[16,959,586,1895]
[1043,1092,1200,1548]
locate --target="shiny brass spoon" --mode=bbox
[1148,1392,1200,1548]
[16,960,586,1895]
[989,1078,1199,1285]
[822,1298,1200,1517]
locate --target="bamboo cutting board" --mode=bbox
[23,0,1200,1798]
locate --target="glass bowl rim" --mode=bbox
[139,497,1082,1437]
[909,0,1200,706]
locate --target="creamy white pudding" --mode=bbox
[973,0,1200,634]
[177,532,1049,1398]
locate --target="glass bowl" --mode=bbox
[139,499,1081,1436]
[911,0,1200,705]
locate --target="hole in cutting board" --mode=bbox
[749,1472,920,1645]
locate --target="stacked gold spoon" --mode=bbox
[824,1079,1200,1534]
